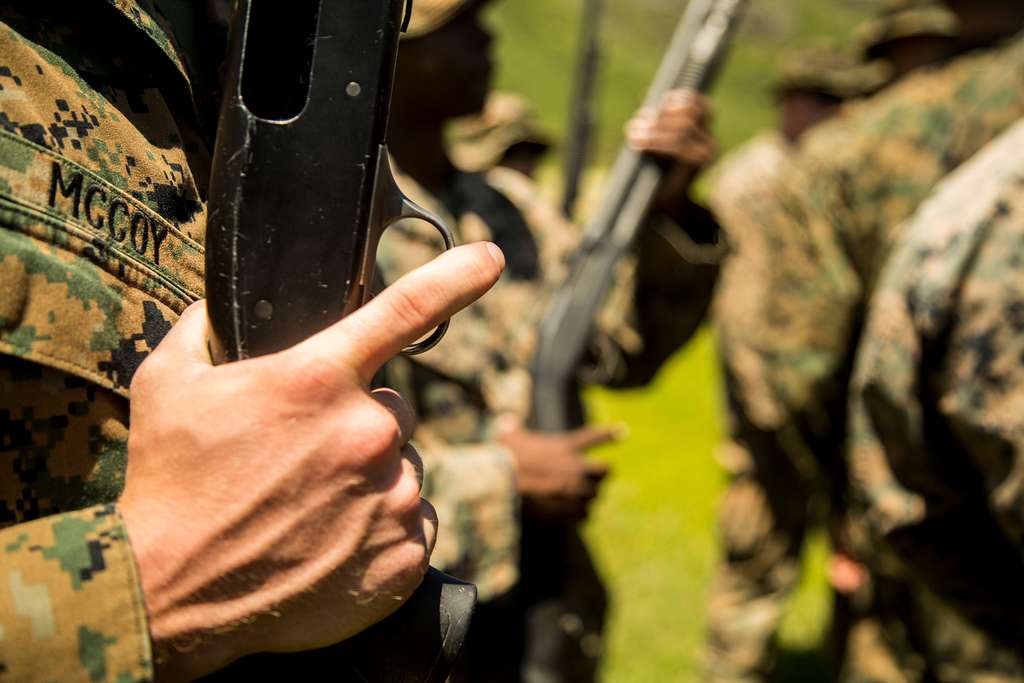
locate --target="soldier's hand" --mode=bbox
[498,418,616,520]
[827,552,869,596]
[118,242,505,682]
[627,89,716,220]
[626,89,716,168]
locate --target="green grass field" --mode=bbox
[479,1,880,680]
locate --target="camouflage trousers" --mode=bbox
[702,443,1024,683]
[703,444,833,683]
[843,578,1024,683]
[702,440,903,683]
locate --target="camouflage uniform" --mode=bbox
[704,46,882,683]
[388,0,722,613]
[709,30,1024,683]
[706,131,806,683]
[847,119,1024,681]
[0,2,213,679]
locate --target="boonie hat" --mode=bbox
[449,92,553,171]
[856,0,959,59]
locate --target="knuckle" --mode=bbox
[392,542,430,591]
[350,400,404,466]
[369,403,404,451]
[388,470,424,519]
[315,399,404,476]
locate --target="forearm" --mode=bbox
[597,203,722,389]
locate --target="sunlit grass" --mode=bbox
[584,332,835,682]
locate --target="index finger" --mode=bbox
[568,424,626,451]
[290,242,505,384]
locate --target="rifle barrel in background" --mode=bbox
[517,2,748,680]
[531,0,748,433]
[561,0,605,220]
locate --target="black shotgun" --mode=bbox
[203,1,474,680]
[521,1,748,680]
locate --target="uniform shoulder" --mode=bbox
[879,119,1024,336]
[801,34,1024,166]
[709,131,790,206]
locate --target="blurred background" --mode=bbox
[481,1,879,680]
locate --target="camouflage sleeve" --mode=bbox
[594,202,722,389]
[380,353,521,603]
[848,121,1024,636]
[418,434,519,602]
[0,505,152,682]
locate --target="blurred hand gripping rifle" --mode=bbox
[202,1,475,680]
[520,0,748,679]
[532,0,747,433]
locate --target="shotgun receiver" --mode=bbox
[520,1,748,680]
[203,1,475,680]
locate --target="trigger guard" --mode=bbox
[403,319,449,355]
[391,202,455,355]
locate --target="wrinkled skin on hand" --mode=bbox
[118,243,505,681]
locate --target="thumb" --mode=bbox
[156,300,214,367]
[129,300,212,395]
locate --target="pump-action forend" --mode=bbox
[203,1,475,681]
[519,1,748,679]
[530,0,748,433]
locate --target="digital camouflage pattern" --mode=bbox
[0,502,151,682]
[774,43,887,100]
[704,31,1024,683]
[856,0,959,61]
[0,1,210,679]
[703,33,1024,681]
[848,119,1024,680]
[708,129,898,683]
[739,33,1024,448]
[710,131,796,436]
[706,131,809,683]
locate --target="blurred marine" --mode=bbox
[848,117,1024,683]
[706,41,884,683]
[709,0,1024,679]
[379,0,722,680]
